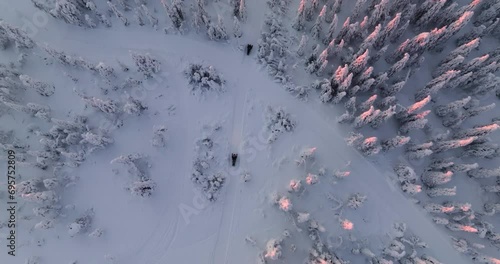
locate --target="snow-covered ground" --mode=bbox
[0,0,499,264]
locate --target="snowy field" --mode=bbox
[0,0,499,264]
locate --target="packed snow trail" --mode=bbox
[7,24,470,264]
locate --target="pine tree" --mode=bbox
[207,15,228,41]
[238,0,246,21]
[433,137,477,153]
[454,123,500,139]
[399,110,430,134]
[51,0,84,26]
[369,0,389,28]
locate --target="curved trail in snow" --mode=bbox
[33,28,468,264]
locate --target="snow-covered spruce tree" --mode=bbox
[21,191,59,204]
[80,131,113,149]
[354,106,380,128]
[443,38,481,63]
[207,15,228,41]
[432,137,477,153]
[292,0,306,31]
[50,0,86,26]
[323,14,337,45]
[296,35,308,57]
[397,109,430,134]
[107,1,129,26]
[475,0,500,25]
[394,164,418,183]
[68,208,94,237]
[435,96,471,117]
[79,94,120,115]
[0,21,35,50]
[358,137,381,156]
[387,53,409,78]
[123,94,147,116]
[161,0,185,32]
[468,166,500,178]
[406,141,433,159]
[310,6,326,40]
[151,125,167,147]
[427,186,457,197]
[130,52,161,78]
[454,123,500,139]
[185,63,225,94]
[422,170,454,187]
[374,12,401,49]
[412,0,446,29]
[369,105,396,128]
[381,135,410,151]
[433,11,474,50]
[140,4,159,30]
[233,16,242,38]
[350,49,369,74]
[433,56,465,78]
[415,70,460,101]
[463,139,500,159]
[265,106,295,143]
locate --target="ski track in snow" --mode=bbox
[7,25,470,263]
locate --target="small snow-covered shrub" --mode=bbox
[265,106,295,143]
[20,75,55,96]
[347,193,366,209]
[151,125,167,147]
[68,208,94,237]
[127,178,156,197]
[185,63,225,94]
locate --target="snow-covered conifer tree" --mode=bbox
[468,166,500,178]
[80,131,114,148]
[162,0,185,31]
[311,6,326,40]
[358,136,381,156]
[415,70,460,101]
[387,53,409,77]
[427,186,457,197]
[127,178,156,197]
[233,16,242,38]
[390,19,410,43]
[130,52,161,78]
[19,75,55,97]
[207,15,228,41]
[435,96,471,117]
[292,0,307,31]
[107,1,128,26]
[350,49,369,74]
[422,170,454,187]
[381,135,410,151]
[324,14,337,45]
[0,21,35,49]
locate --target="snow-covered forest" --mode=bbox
[0,0,499,263]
